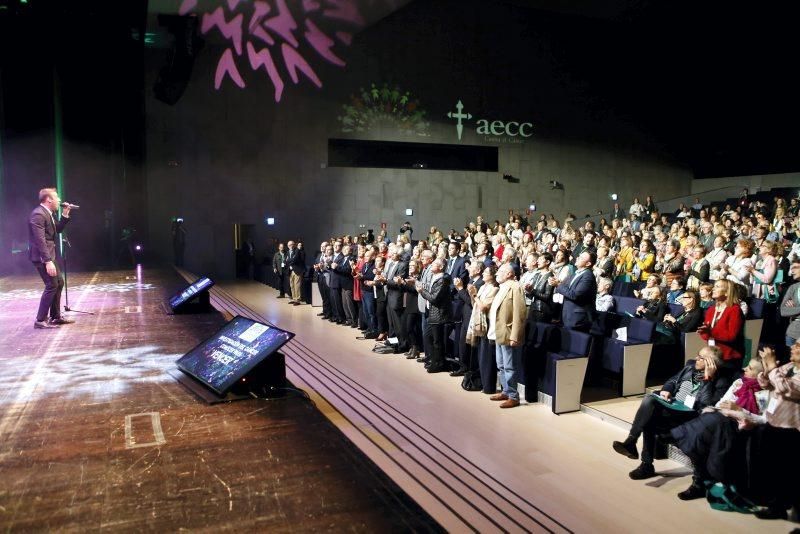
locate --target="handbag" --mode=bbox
[473,312,488,337]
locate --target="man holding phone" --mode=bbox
[28,187,73,329]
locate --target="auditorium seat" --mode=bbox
[667,303,684,317]
[601,318,655,396]
[614,296,643,317]
[521,321,560,402]
[744,297,766,365]
[541,328,591,414]
[683,331,707,363]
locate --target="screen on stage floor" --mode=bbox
[176,316,294,395]
[169,276,214,310]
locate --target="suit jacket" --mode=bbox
[419,274,452,324]
[527,270,555,317]
[445,256,468,285]
[384,260,409,309]
[272,251,286,274]
[556,268,597,330]
[330,252,353,290]
[490,280,527,346]
[28,204,69,263]
[285,248,305,275]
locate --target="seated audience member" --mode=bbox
[698,279,745,366]
[656,290,703,344]
[635,285,667,323]
[612,346,730,480]
[666,277,686,305]
[595,277,615,312]
[698,282,714,310]
[633,273,662,300]
[747,343,800,519]
[668,358,769,500]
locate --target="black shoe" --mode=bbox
[612,439,639,460]
[426,365,446,373]
[292,301,301,306]
[317,312,326,316]
[628,463,656,480]
[416,356,428,363]
[49,317,75,325]
[755,506,788,520]
[365,332,379,339]
[351,324,359,329]
[277,295,286,298]
[677,483,706,501]
[449,365,467,377]
[34,321,59,329]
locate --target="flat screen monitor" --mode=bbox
[176,316,294,395]
[169,276,214,311]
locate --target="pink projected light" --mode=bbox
[180,0,369,102]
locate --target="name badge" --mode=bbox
[767,397,778,414]
[707,339,715,347]
[683,394,696,409]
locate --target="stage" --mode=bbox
[0,267,793,532]
[0,269,437,532]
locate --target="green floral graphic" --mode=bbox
[337,83,430,136]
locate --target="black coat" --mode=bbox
[661,360,731,411]
[419,274,453,324]
[28,205,69,263]
[384,260,409,309]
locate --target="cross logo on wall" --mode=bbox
[447,100,472,141]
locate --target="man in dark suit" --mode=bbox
[272,242,287,298]
[444,242,468,287]
[552,251,597,331]
[28,187,73,329]
[384,244,409,351]
[328,240,347,323]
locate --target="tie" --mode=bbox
[569,270,583,288]
[448,258,454,274]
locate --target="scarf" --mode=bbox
[734,376,762,414]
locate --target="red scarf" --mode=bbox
[734,377,762,414]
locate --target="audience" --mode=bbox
[269,188,800,521]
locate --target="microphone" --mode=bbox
[61,202,80,210]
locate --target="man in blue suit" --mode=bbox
[551,251,597,331]
[444,242,468,287]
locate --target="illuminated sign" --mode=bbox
[447,99,533,141]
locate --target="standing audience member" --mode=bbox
[487,264,527,408]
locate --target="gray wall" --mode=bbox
[145,1,693,278]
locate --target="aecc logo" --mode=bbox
[447,100,533,140]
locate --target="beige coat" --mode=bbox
[491,280,527,346]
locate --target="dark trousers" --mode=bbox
[387,304,405,343]
[34,261,64,322]
[478,337,498,394]
[330,287,344,321]
[427,322,446,367]
[402,308,420,350]
[630,395,696,464]
[376,298,388,333]
[318,276,332,316]
[361,292,377,332]
[420,314,432,357]
[276,271,286,296]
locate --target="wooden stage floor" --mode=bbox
[0,269,439,532]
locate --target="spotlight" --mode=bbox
[529,202,536,212]
[405,208,413,216]
[610,193,618,201]
[134,244,143,252]
[266,217,275,226]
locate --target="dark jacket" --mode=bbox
[661,360,731,411]
[419,274,453,324]
[28,205,69,263]
[556,268,597,330]
[527,271,555,319]
[384,260,409,309]
[272,250,286,274]
[638,299,667,323]
[285,248,305,275]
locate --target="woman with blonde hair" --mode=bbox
[698,279,745,364]
[615,235,635,279]
[466,266,500,394]
[632,239,656,282]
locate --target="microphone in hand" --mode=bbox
[61,202,80,210]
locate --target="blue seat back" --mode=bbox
[668,303,684,317]
[747,297,765,319]
[627,318,655,343]
[559,328,591,356]
[615,296,643,316]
